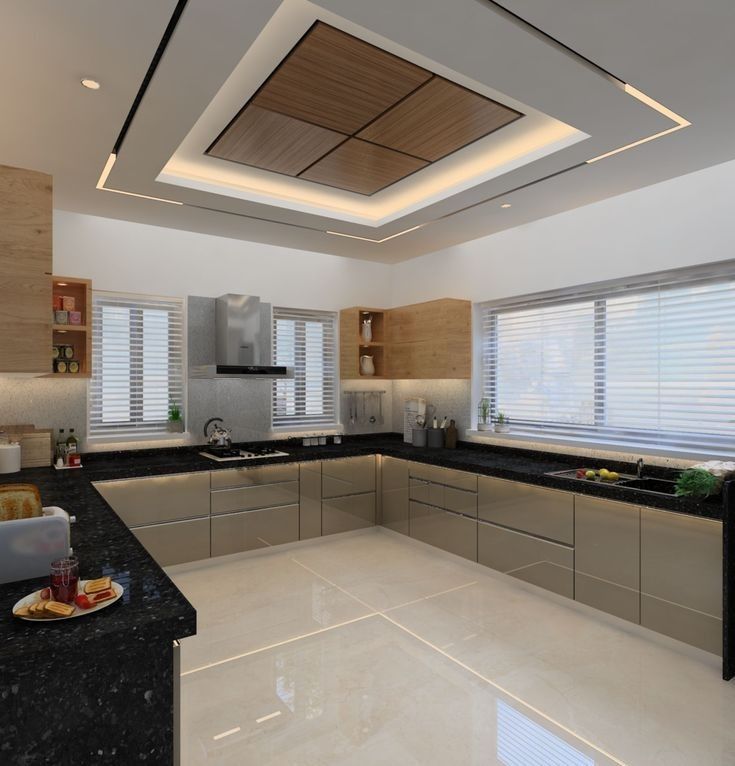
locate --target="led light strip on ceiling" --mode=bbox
[96,153,182,205]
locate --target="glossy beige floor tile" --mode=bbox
[181,615,619,766]
[167,549,373,673]
[289,530,479,611]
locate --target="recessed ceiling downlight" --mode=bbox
[501,203,512,209]
[81,78,100,90]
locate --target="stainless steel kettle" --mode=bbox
[204,417,232,447]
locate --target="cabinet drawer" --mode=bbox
[443,486,478,517]
[409,477,442,507]
[408,462,477,492]
[575,496,640,624]
[132,517,210,567]
[409,501,477,561]
[94,472,211,528]
[211,504,299,556]
[478,520,573,598]
[322,456,376,498]
[478,476,573,545]
[211,481,299,515]
[299,462,322,540]
[322,492,375,535]
[210,463,298,489]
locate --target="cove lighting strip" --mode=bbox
[585,84,691,164]
[325,223,426,243]
[96,153,182,205]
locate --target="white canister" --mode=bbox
[0,443,21,474]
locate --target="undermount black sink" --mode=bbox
[616,477,678,495]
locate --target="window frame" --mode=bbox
[477,261,735,457]
[270,306,339,432]
[88,291,186,442]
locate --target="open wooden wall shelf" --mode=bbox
[340,299,471,380]
[47,276,92,378]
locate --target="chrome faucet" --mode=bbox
[636,458,645,479]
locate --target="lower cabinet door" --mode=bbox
[132,517,210,567]
[574,495,641,624]
[211,504,299,556]
[322,492,376,536]
[381,456,409,535]
[299,462,322,540]
[641,508,722,655]
[478,520,574,598]
[409,501,477,562]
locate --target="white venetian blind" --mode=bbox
[480,264,735,452]
[271,307,337,429]
[90,292,184,437]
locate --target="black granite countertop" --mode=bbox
[0,433,722,662]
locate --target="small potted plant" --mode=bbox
[478,398,492,431]
[494,411,510,433]
[167,401,184,433]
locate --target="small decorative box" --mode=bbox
[61,296,75,312]
[54,310,69,325]
[68,311,82,325]
[52,296,63,311]
[54,360,68,373]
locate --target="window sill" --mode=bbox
[465,429,731,465]
[85,431,191,451]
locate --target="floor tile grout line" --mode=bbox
[180,612,378,677]
[378,611,629,766]
[290,555,479,615]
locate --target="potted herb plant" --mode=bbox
[167,401,184,433]
[478,398,492,431]
[494,411,510,433]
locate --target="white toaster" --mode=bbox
[0,506,76,585]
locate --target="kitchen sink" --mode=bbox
[616,477,678,495]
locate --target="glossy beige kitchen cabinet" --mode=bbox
[575,496,641,623]
[0,164,53,374]
[381,456,409,535]
[478,520,574,598]
[410,501,477,561]
[322,492,376,535]
[299,461,322,540]
[210,463,298,489]
[94,472,211,528]
[210,481,299,515]
[211,504,299,556]
[641,508,722,655]
[478,477,574,545]
[322,455,376,498]
[407,462,478,517]
[132,517,210,567]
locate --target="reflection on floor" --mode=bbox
[168,528,735,766]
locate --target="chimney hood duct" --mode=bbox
[188,294,291,379]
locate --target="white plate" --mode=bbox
[12,579,124,622]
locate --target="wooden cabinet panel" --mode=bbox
[0,164,52,373]
[641,508,722,654]
[575,496,640,624]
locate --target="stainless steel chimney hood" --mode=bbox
[188,294,292,379]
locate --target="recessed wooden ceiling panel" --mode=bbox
[299,139,428,195]
[206,22,524,195]
[252,22,432,135]
[208,104,346,176]
[357,78,522,162]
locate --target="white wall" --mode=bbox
[53,211,391,310]
[389,158,735,306]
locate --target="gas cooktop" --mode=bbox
[199,445,290,462]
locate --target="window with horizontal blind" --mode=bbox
[479,264,735,453]
[271,307,337,430]
[90,292,184,438]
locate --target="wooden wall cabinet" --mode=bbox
[339,298,471,380]
[0,164,53,374]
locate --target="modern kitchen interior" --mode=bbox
[1,1,735,764]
